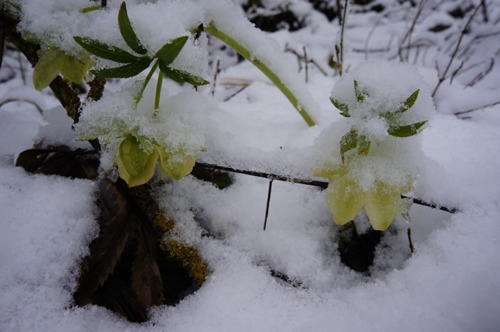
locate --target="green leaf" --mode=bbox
[339,127,358,163]
[74,36,139,63]
[159,62,209,86]
[354,80,368,103]
[387,120,427,137]
[396,89,419,114]
[154,36,188,66]
[92,56,152,78]
[330,97,350,117]
[357,134,371,156]
[118,2,148,55]
[117,135,158,187]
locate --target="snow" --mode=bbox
[2,0,500,331]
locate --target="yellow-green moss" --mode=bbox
[162,240,208,286]
[154,209,175,233]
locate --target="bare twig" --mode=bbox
[310,59,328,77]
[263,179,273,230]
[223,85,248,102]
[303,46,308,83]
[210,58,220,97]
[0,98,44,114]
[449,60,464,85]
[480,0,488,23]
[454,100,500,116]
[0,2,5,70]
[465,58,494,87]
[407,228,414,254]
[194,162,459,214]
[432,2,483,97]
[338,0,348,76]
[399,0,427,62]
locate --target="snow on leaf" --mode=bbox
[91,56,152,78]
[154,36,188,66]
[159,63,209,86]
[73,36,139,63]
[330,96,350,117]
[388,120,428,137]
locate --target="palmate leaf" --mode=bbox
[330,97,350,117]
[388,120,427,137]
[92,56,152,78]
[155,36,188,66]
[357,134,371,156]
[396,89,419,114]
[118,2,148,55]
[158,62,209,86]
[340,127,359,163]
[354,80,368,103]
[74,36,139,63]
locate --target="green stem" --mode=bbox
[204,22,316,127]
[154,68,164,113]
[135,59,159,105]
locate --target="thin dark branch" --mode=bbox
[454,100,500,116]
[263,179,273,230]
[195,162,459,213]
[407,227,414,254]
[211,58,220,97]
[223,85,248,102]
[432,2,483,97]
[0,3,5,70]
[195,162,328,188]
[0,98,44,114]
[465,58,495,87]
[399,0,426,62]
[480,0,488,23]
[303,46,308,83]
[310,59,328,76]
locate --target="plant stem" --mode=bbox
[204,22,316,127]
[154,68,163,112]
[135,59,159,105]
[339,0,348,66]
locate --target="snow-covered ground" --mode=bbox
[1,0,500,331]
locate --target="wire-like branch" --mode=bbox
[432,2,483,97]
[399,0,427,62]
[454,100,500,116]
[194,162,459,213]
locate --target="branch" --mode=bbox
[194,162,459,214]
[454,100,500,116]
[432,2,483,97]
